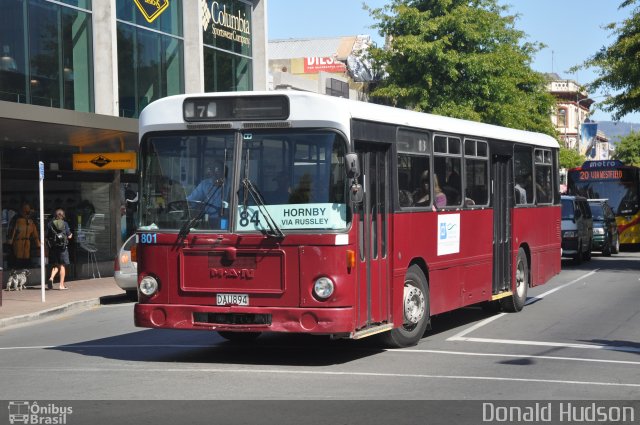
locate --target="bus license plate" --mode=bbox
[216,293,249,306]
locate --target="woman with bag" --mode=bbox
[46,208,72,290]
[8,203,41,268]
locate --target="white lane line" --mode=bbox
[393,348,640,365]
[1,366,639,388]
[447,270,599,342]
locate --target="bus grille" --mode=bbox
[193,312,272,326]
[186,123,233,130]
[242,121,291,129]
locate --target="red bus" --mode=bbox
[134,91,561,347]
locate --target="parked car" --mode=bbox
[588,199,620,256]
[561,195,593,263]
[114,234,137,300]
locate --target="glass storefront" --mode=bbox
[116,0,184,118]
[202,0,253,92]
[0,0,93,111]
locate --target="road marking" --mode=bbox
[1,365,639,388]
[393,348,640,364]
[447,270,600,345]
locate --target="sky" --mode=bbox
[267,0,640,124]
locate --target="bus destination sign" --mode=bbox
[579,169,623,181]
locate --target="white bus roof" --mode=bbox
[139,91,559,149]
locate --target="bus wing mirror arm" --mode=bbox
[345,153,360,179]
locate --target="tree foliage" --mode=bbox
[559,146,585,169]
[366,0,557,136]
[613,131,640,166]
[575,0,640,121]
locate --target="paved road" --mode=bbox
[0,252,638,417]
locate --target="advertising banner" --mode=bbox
[304,57,347,74]
[580,122,598,158]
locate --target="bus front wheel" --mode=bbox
[381,265,430,348]
[500,248,528,312]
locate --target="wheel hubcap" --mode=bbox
[515,261,526,297]
[403,283,425,325]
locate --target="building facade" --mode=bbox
[0,0,267,282]
[547,76,611,159]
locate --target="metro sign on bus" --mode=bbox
[304,57,347,74]
[134,0,169,23]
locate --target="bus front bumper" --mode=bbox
[134,303,356,334]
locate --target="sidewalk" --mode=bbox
[0,277,126,329]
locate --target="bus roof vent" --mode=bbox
[186,123,233,130]
[242,121,292,129]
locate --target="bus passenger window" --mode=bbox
[464,139,488,206]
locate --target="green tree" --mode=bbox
[574,0,640,121]
[613,131,640,166]
[366,0,557,136]
[559,146,585,169]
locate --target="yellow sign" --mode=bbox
[134,0,169,23]
[73,152,137,171]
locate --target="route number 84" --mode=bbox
[239,210,260,227]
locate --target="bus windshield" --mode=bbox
[568,169,639,216]
[139,130,350,233]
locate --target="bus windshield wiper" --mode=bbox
[242,177,285,238]
[176,181,223,244]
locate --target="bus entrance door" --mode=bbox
[492,154,513,294]
[354,143,391,332]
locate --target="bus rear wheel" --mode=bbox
[380,265,429,348]
[500,248,528,312]
[217,331,262,343]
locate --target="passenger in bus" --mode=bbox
[434,175,447,209]
[515,175,527,204]
[412,170,431,207]
[187,160,228,221]
[269,173,292,204]
[289,174,313,204]
[444,163,462,204]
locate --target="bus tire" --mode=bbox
[217,331,261,343]
[381,265,429,348]
[500,248,528,313]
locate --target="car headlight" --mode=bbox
[593,228,605,235]
[313,277,335,300]
[139,276,159,297]
[563,231,577,238]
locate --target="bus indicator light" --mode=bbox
[346,249,356,269]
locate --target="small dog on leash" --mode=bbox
[5,269,30,291]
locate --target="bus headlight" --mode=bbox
[313,277,334,300]
[593,228,605,235]
[139,276,159,297]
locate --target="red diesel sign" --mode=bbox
[304,57,346,73]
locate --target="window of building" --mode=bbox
[202,0,253,93]
[326,78,349,98]
[0,0,93,111]
[117,0,184,118]
[556,107,567,128]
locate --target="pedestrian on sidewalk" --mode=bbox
[46,208,72,290]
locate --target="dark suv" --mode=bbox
[588,199,620,256]
[561,195,593,263]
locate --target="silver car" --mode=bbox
[114,234,138,300]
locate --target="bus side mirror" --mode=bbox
[350,182,364,204]
[345,153,360,179]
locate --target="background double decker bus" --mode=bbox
[134,91,561,347]
[567,160,640,246]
